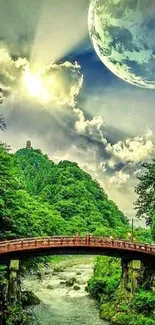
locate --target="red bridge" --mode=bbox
[0,236,155,262]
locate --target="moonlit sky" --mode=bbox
[0,0,155,223]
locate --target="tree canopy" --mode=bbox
[135,161,155,239]
[15,147,128,234]
[0,143,129,239]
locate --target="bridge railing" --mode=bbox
[0,236,154,256]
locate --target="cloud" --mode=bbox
[73,107,107,144]
[1,92,153,221]
[42,61,83,107]
[106,131,154,165]
[72,106,154,171]
[0,47,28,102]
[0,45,83,107]
[0,43,154,223]
[109,170,130,188]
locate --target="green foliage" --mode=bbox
[0,265,7,316]
[0,143,24,239]
[88,256,121,300]
[132,290,155,315]
[134,228,153,244]
[135,160,155,239]
[112,313,155,325]
[15,147,128,236]
[4,303,30,325]
[0,144,67,240]
[94,225,130,239]
[88,257,155,325]
[1,143,154,325]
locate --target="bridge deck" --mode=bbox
[0,237,154,261]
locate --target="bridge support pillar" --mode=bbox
[121,259,141,293]
[7,260,21,303]
[128,260,141,294]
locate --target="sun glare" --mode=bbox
[24,69,49,102]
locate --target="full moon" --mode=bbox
[89,0,155,89]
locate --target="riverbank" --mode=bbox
[88,256,155,325]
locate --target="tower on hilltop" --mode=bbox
[26,140,31,149]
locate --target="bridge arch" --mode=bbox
[0,236,154,263]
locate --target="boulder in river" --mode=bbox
[22,290,41,306]
[47,285,54,290]
[66,277,76,287]
[73,285,81,291]
[53,266,64,272]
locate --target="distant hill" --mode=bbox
[15,148,128,234]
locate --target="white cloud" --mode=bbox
[0,47,28,102]
[106,131,154,165]
[109,170,130,188]
[73,107,107,144]
[42,61,83,107]
[0,46,83,108]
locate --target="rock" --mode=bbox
[22,290,40,307]
[85,285,88,292]
[60,281,66,285]
[76,272,82,276]
[73,285,80,291]
[66,277,76,287]
[53,267,64,272]
[47,285,54,290]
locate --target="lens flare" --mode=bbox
[24,69,48,102]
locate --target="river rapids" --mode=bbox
[23,256,108,325]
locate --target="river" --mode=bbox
[23,256,108,325]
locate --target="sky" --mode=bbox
[0,0,155,223]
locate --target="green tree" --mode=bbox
[135,161,155,239]
[0,144,66,239]
[0,143,23,239]
[16,148,128,233]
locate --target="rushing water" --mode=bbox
[23,257,108,325]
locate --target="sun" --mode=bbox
[24,69,49,102]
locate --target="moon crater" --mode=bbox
[89,0,155,88]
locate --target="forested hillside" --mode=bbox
[15,147,128,232]
[0,143,128,240]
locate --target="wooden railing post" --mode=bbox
[85,234,90,246]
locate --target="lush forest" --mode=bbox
[0,142,129,324]
[0,142,154,325]
[0,143,129,240]
[135,160,155,240]
[88,256,155,325]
